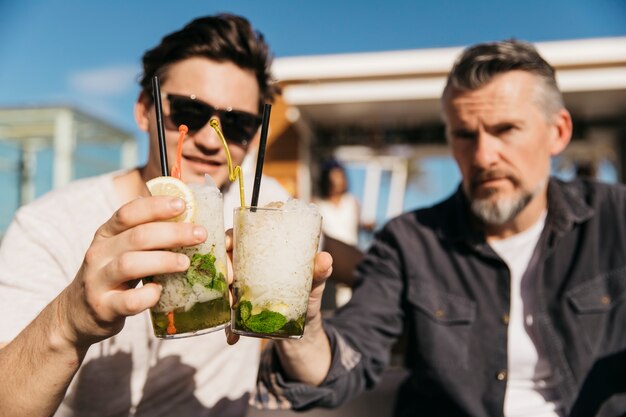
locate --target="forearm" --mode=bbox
[0,292,88,416]
[275,313,332,386]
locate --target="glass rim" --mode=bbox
[234,205,322,216]
[234,205,285,212]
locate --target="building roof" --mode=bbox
[273,36,626,129]
[0,105,134,143]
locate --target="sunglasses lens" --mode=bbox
[167,95,261,145]
[169,97,211,132]
[220,111,261,146]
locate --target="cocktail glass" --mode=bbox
[147,177,230,338]
[231,201,322,339]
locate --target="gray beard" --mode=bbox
[468,177,547,226]
[470,191,532,226]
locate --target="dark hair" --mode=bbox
[443,39,564,118]
[139,13,279,111]
[319,159,346,198]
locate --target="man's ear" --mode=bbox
[549,108,573,156]
[134,91,151,132]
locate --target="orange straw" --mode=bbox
[165,124,187,336]
[166,311,177,335]
[170,125,188,179]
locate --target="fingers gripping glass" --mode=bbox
[165,94,262,146]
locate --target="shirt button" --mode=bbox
[501,314,509,325]
[525,314,533,326]
[496,370,507,381]
[435,309,445,318]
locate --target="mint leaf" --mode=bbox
[239,300,252,322]
[245,310,288,334]
[186,252,226,291]
[209,277,227,293]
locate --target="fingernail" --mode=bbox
[179,254,190,268]
[193,226,206,240]
[171,198,184,210]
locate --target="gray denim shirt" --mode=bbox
[257,178,626,417]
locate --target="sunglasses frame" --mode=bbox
[164,93,262,147]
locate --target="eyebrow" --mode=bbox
[450,127,477,137]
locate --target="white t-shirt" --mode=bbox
[489,212,564,417]
[0,169,290,416]
[316,194,360,246]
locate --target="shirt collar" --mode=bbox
[544,177,594,239]
[436,178,594,245]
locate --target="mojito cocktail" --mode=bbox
[146,176,230,338]
[231,201,322,339]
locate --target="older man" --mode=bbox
[263,39,626,417]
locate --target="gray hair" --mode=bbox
[442,39,564,119]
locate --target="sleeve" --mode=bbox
[0,205,76,341]
[254,222,408,410]
[252,324,362,410]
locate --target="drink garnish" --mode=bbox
[146,176,196,223]
[237,300,288,334]
[186,252,227,292]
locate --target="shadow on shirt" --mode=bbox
[570,349,626,417]
[66,352,248,417]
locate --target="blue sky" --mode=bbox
[1,0,625,138]
[1,0,625,234]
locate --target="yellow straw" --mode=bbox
[210,119,245,207]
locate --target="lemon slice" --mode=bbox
[146,176,196,223]
[271,303,291,317]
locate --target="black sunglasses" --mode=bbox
[165,93,262,146]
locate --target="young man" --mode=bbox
[264,40,626,417]
[0,14,298,416]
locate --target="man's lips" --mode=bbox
[475,177,506,186]
[183,155,223,170]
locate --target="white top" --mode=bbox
[316,193,360,246]
[489,212,564,417]
[0,170,290,416]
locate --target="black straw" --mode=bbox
[151,75,169,177]
[250,103,272,209]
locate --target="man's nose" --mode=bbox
[473,131,499,167]
[191,117,224,150]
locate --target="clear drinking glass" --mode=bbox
[231,201,322,339]
[147,179,230,338]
